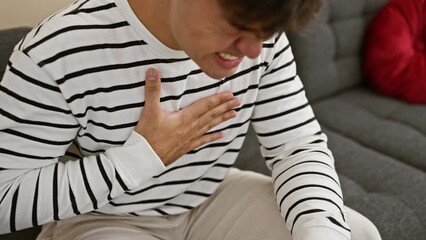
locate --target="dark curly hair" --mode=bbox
[218,0,322,38]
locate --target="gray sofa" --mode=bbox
[1,0,425,240]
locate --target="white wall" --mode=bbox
[0,0,74,29]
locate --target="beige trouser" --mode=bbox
[37,168,381,240]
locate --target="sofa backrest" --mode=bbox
[287,0,388,102]
[0,27,31,80]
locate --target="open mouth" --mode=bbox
[218,52,240,61]
[215,52,244,69]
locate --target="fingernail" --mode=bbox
[146,68,157,81]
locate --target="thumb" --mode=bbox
[144,68,162,112]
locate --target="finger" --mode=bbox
[196,109,237,136]
[144,68,162,112]
[190,132,224,150]
[184,92,235,118]
[194,97,240,130]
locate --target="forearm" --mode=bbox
[252,33,350,239]
[0,131,165,234]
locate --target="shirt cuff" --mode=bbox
[293,225,350,240]
[105,131,166,190]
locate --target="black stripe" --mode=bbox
[259,75,296,90]
[160,68,201,83]
[8,64,61,92]
[115,170,129,191]
[273,43,291,60]
[2,129,73,146]
[0,85,72,114]
[271,156,331,170]
[0,108,79,129]
[69,185,81,215]
[201,177,224,183]
[257,117,316,137]
[233,83,259,97]
[224,62,268,82]
[85,119,136,131]
[10,186,20,232]
[0,185,12,206]
[39,40,143,67]
[310,139,325,144]
[56,57,188,85]
[96,156,113,201]
[263,144,283,151]
[251,103,310,122]
[32,171,41,227]
[78,146,104,155]
[284,197,344,222]
[262,59,295,77]
[0,148,55,160]
[291,209,325,233]
[79,160,98,209]
[65,0,89,15]
[279,184,343,208]
[17,37,26,51]
[262,43,274,48]
[110,196,175,206]
[154,208,169,216]
[160,81,221,102]
[164,203,193,210]
[65,2,116,15]
[327,216,351,232]
[290,148,309,156]
[24,22,130,54]
[211,162,234,169]
[256,87,305,106]
[311,150,331,158]
[77,132,125,145]
[273,161,332,182]
[276,171,340,196]
[184,190,211,198]
[74,101,143,119]
[274,33,284,43]
[53,164,60,220]
[67,80,144,104]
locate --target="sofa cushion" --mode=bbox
[287,0,389,102]
[0,28,30,80]
[312,86,426,239]
[364,0,426,103]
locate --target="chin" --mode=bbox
[201,66,238,80]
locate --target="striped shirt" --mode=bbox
[0,0,350,239]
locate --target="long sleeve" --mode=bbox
[251,34,350,240]
[0,50,165,234]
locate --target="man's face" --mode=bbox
[169,0,266,79]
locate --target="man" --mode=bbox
[0,0,381,239]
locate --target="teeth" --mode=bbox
[218,52,239,61]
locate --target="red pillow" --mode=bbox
[364,0,426,103]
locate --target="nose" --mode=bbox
[234,33,263,59]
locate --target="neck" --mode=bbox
[127,0,179,50]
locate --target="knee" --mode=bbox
[348,210,382,240]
